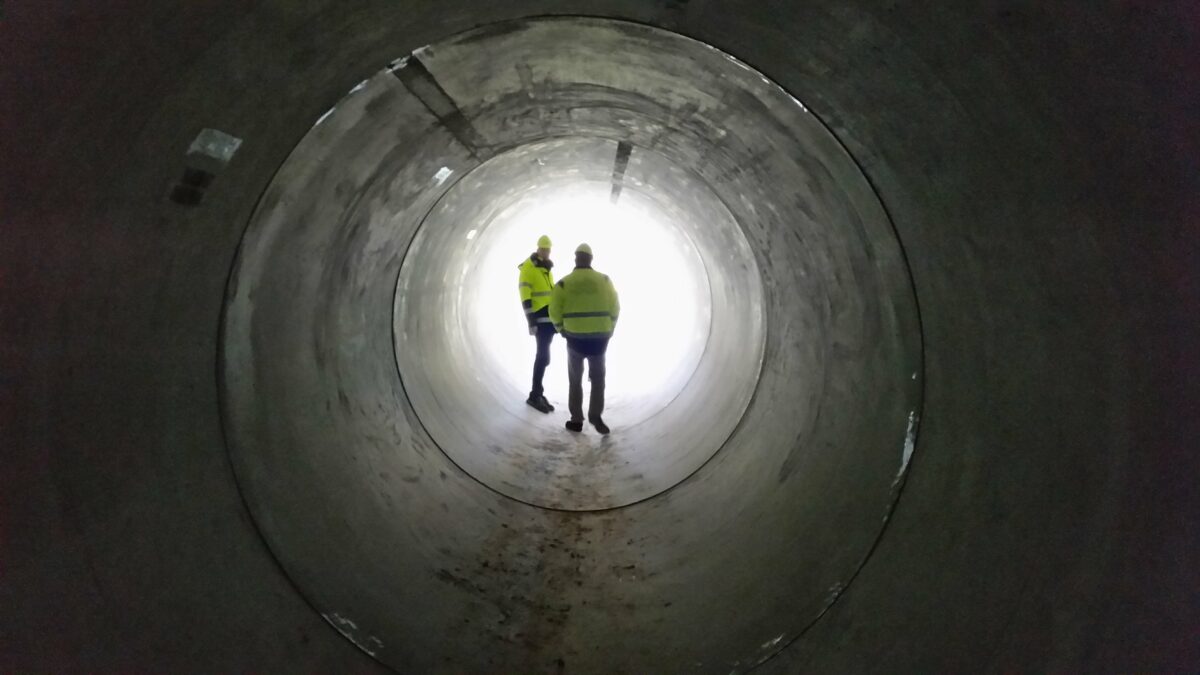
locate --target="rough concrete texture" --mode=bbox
[2,2,1197,674]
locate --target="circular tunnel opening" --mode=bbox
[454,181,712,415]
[220,16,922,673]
[394,136,763,510]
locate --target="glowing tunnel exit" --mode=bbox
[391,135,765,510]
[471,183,711,412]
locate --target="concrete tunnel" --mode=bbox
[3,3,1197,673]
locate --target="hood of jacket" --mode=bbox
[520,253,554,271]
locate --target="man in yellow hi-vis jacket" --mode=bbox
[518,235,556,413]
[549,243,620,435]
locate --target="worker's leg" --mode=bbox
[587,350,606,423]
[530,322,554,398]
[567,345,585,423]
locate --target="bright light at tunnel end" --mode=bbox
[471,184,710,411]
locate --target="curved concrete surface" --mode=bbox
[3,2,1197,674]
[393,138,754,510]
[221,20,918,670]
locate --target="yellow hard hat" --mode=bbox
[537,235,552,248]
[575,243,593,255]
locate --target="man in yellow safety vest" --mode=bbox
[549,243,620,435]
[518,235,557,413]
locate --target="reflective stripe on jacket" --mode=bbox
[549,267,620,339]
[518,255,555,319]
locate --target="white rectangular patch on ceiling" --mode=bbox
[188,128,242,165]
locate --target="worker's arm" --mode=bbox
[608,278,620,332]
[518,266,537,332]
[549,280,565,333]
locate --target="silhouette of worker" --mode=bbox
[519,235,556,414]
[549,243,620,435]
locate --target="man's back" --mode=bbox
[550,268,620,341]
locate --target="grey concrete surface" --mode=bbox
[3,2,1197,674]
[220,21,916,670]
[393,138,755,510]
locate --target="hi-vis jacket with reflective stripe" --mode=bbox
[518,255,555,324]
[549,267,620,339]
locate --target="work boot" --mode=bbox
[565,420,584,433]
[589,417,610,435]
[526,396,552,414]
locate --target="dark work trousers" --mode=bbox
[530,322,556,399]
[567,338,609,423]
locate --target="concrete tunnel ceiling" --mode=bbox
[5,2,1197,674]
[222,18,921,669]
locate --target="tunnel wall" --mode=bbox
[390,139,753,510]
[3,2,1197,673]
[219,20,919,671]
